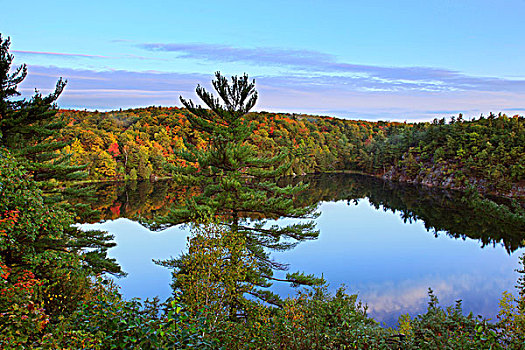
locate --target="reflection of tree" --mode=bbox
[156,223,266,323]
[292,173,525,253]
[79,173,524,253]
[151,73,322,308]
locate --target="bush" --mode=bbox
[43,280,215,349]
[399,289,503,349]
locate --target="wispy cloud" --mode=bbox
[18,65,525,120]
[13,50,111,59]
[110,39,135,43]
[140,42,334,70]
[13,50,168,63]
[138,42,525,94]
[121,54,170,61]
[19,66,209,110]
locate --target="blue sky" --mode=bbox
[3,0,525,120]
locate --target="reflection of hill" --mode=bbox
[292,174,525,253]
[75,181,196,221]
[78,174,525,253]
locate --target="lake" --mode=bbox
[78,173,525,326]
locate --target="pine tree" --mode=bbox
[0,149,122,275]
[157,72,322,309]
[0,34,85,183]
[0,34,119,276]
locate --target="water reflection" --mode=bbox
[81,219,185,300]
[269,200,521,325]
[80,173,525,253]
[77,174,525,325]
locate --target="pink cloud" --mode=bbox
[16,65,525,120]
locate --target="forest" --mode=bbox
[57,107,524,198]
[1,33,525,349]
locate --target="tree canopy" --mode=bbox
[0,34,85,184]
[158,72,322,312]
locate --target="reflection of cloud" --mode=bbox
[355,273,515,325]
[19,65,525,120]
[361,280,453,316]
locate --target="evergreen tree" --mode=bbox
[157,72,322,310]
[0,149,122,288]
[0,34,85,184]
[0,35,119,276]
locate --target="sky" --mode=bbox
[2,0,525,121]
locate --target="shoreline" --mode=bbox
[67,169,525,203]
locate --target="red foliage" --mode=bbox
[0,262,10,280]
[109,203,121,217]
[0,266,42,298]
[0,210,19,236]
[108,142,120,157]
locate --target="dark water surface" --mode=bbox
[79,174,525,326]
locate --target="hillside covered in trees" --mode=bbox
[56,107,525,198]
[2,9,525,345]
[2,29,525,345]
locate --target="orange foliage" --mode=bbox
[108,142,120,157]
[0,210,19,236]
[109,203,121,217]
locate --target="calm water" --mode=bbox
[79,174,525,326]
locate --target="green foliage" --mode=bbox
[257,285,392,349]
[0,150,122,348]
[43,280,215,349]
[397,289,504,349]
[0,150,121,277]
[154,73,321,309]
[0,156,211,347]
[0,34,85,184]
[129,167,138,180]
[497,253,525,348]
[371,114,525,196]
[158,223,262,334]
